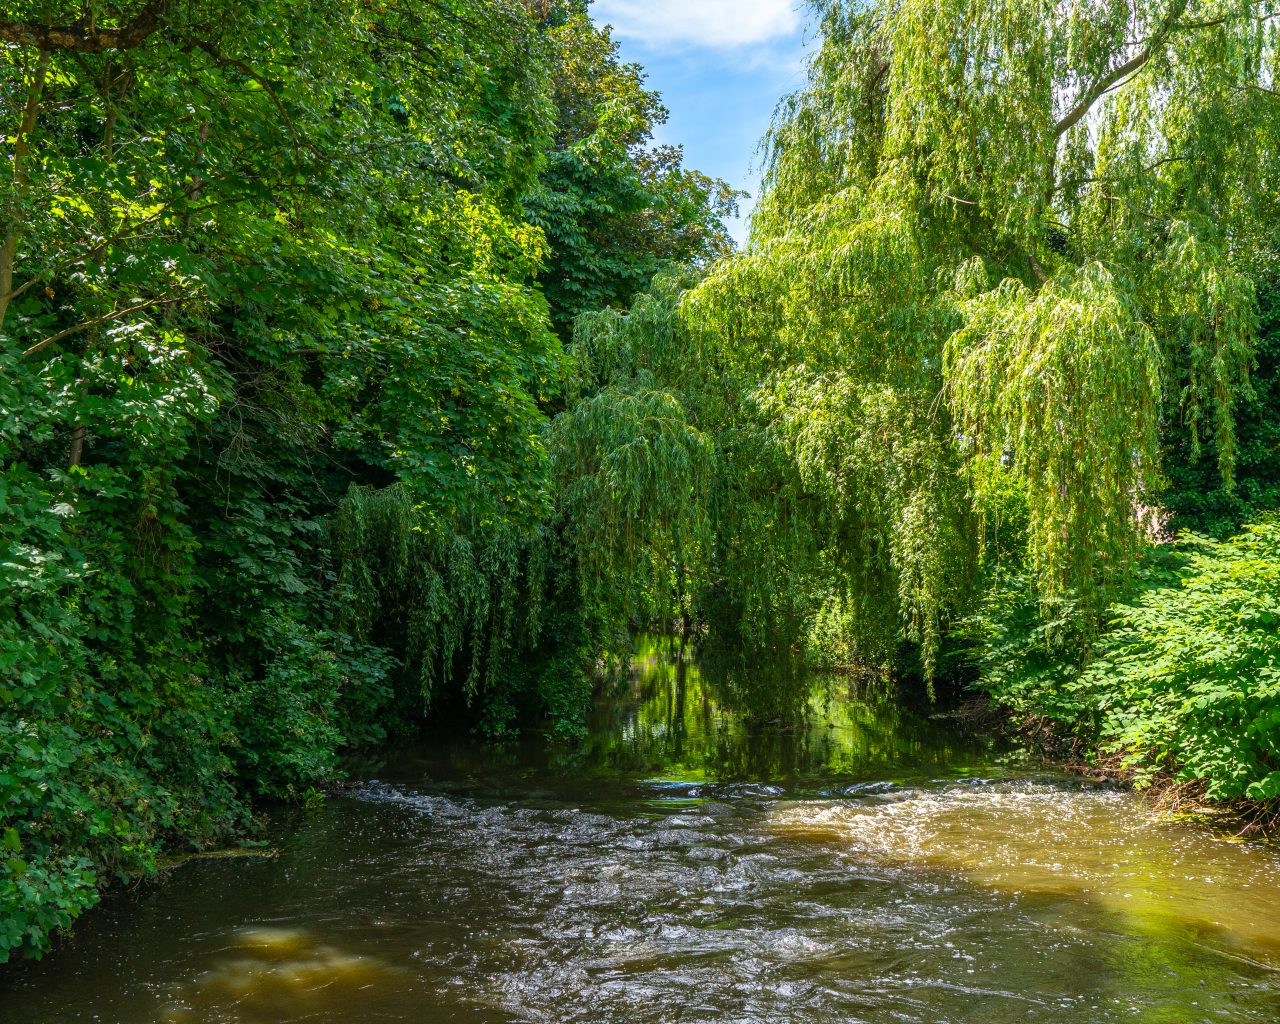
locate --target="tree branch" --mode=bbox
[188,39,317,168]
[0,1,172,53]
[1052,152,1189,195]
[1027,251,1049,284]
[1054,0,1191,139]
[21,293,178,359]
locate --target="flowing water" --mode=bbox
[6,653,1280,1023]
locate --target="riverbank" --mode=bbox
[946,694,1280,839]
[962,516,1280,837]
[1024,711,1276,833]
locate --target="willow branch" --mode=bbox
[1054,0,1191,139]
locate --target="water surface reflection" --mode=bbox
[4,651,1279,1022]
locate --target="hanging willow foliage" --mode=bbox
[1152,220,1259,485]
[552,275,717,629]
[945,260,1162,607]
[336,0,1277,705]
[758,368,976,681]
[553,273,842,676]
[334,484,549,722]
[679,0,1277,671]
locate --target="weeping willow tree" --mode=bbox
[334,485,552,728]
[551,276,716,629]
[683,0,1278,679]
[333,0,1278,724]
[552,273,836,679]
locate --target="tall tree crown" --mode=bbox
[687,0,1278,661]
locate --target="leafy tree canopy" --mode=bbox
[523,0,742,334]
[1,0,564,961]
[683,0,1279,673]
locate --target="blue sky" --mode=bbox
[591,0,816,245]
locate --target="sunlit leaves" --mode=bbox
[977,518,1280,802]
[0,0,566,962]
[687,0,1277,670]
[523,4,739,334]
[947,261,1162,610]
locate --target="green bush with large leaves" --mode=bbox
[974,519,1280,804]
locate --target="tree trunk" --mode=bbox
[69,425,86,468]
[0,51,50,336]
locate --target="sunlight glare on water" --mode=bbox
[161,928,407,1024]
[769,780,1280,965]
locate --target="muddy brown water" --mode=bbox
[5,654,1280,1022]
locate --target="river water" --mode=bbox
[5,653,1280,1023]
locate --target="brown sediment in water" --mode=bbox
[160,927,407,1023]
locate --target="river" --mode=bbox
[5,651,1280,1022]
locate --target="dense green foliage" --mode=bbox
[975,519,1280,804]
[1164,272,1280,536]
[568,0,1278,696]
[0,0,732,961]
[1,0,551,961]
[524,0,741,335]
[4,0,1279,967]
[683,0,1278,674]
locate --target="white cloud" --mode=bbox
[593,0,801,49]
